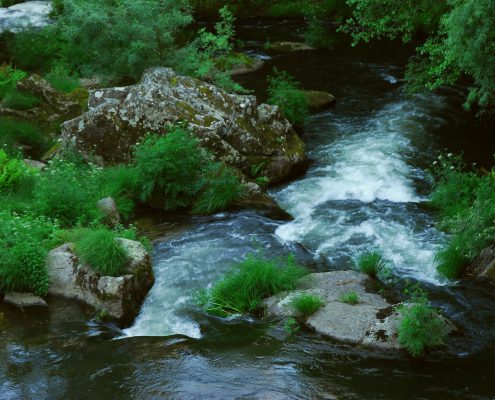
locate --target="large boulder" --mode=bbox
[46,239,154,325]
[263,270,445,351]
[61,67,306,185]
[0,1,52,33]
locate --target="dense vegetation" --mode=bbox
[430,154,495,279]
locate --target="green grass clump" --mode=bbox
[74,228,128,276]
[2,91,42,110]
[356,251,390,278]
[339,291,360,305]
[196,253,307,317]
[267,68,308,125]
[291,293,323,317]
[0,149,32,193]
[398,290,449,358]
[45,64,80,94]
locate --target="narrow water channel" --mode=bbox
[1,21,494,400]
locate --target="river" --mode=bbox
[1,20,494,400]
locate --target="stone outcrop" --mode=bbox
[0,1,52,33]
[467,244,495,284]
[302,90,336,112]
[46,239,154,325]
[3,292,48,308]
[61,67,306,185]
[263,270,450,351]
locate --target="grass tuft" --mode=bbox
[356,251,390,278]
[291,293,324,316]
[339,291,360,305]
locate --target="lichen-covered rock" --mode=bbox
[264,271,402,350]
[3,292,48,308]
[46,239,154,325]
[96,197,121,226]
[61,67,306,184]
[0,74,83,127]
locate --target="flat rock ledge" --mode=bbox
[263,270,404,350]
[267,41,316,53]
[3,292,48,308]
[46,238,154,325]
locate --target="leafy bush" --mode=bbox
[133,129,205,210]
[196,253,307,317]
[0,65,26,99]
[74,228,128,276]
[267,68,308,125]
[339,291,360,305]
[398,289,449,358]
[284,317,300,334]
[291,293,323,316]
[429,153,495,278]
[0,150,32,193]
[33,159,101,227]
[0,211,59,296]
[356,251,390,278]
[133,129,243,212]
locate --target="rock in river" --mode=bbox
[46,239,154,325]
[264,270,437,351]
[0,1,52,33]
[61,67,306,185]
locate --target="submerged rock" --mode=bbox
[3,292,48,308]
[267,41,315,53]
[263,270,414,350]
[46,239,154,325]
[302,90,336,112]
[0,1,52,33]
[61,67,306,185]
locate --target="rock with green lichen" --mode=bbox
[61,67,306,185]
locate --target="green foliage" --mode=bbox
[267,68,308,125]
[284,317,300,334]
[0,118,48,156]
[398,288,449,358]
[339,291,360,305]
[3,91,41,110]
[341,0,495,113]
[356,250,390,278]
[429,153,495,278]
[0,211,59,296]
[0,65,41,110]
[196,253,308,317]
[52,0,192,81]
[0,65,26,98]
[33,158,101,227]
[133,129,205,210]
[291,293,324,316]
[193,163,243,214]
[133,129,242,212]
[0,150,32,193]
[74,227,128,276]
[45,64,80,93]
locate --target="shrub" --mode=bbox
[133,129,206,210]
[398,289,449,358]
[196,253,307,317]
[356,251,390,278]
[33,159,101,227]
[2,91,42,110]
[0,211,59,296]
[291,293,323,316]
[267,68,308,125]
[0,149,32,193]
[339,291,360,305]
[74,228,128,276]
[284,317,300,334]
[193,163,243,214]
[0,64,26,99]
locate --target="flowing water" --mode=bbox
[2,21,495,399]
